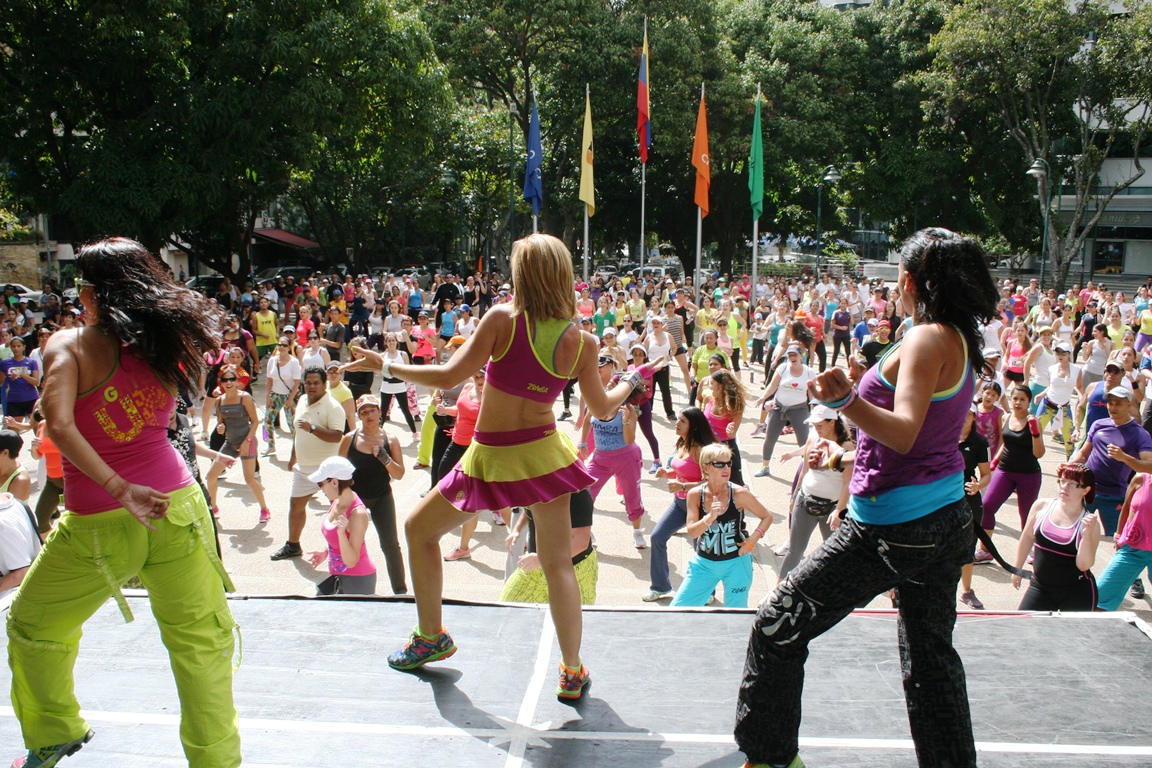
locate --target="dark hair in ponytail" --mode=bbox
[900,228,998,374]
[77,237,222,389]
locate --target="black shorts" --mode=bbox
[674,345,687,357]
[6,399,36,419]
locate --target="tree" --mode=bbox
[926,0,1151,291]
[0,0,423,281]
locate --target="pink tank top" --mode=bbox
[63,345,193,514]
[486,312,582,403]
[704,401,733,442]
[452,389,481,446]
[671,453,703,499]
[321,494,376,576]
[1006,340,1026,373]
[1117,473,1152,551]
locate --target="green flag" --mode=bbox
[749,91,764,220]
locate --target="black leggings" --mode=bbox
[810,340,827,372]
[1017,575,1097,612]
[361,490,407,595]
[33,476,64,534]
[437,441,469,483]
[653,367,674,419]
[637,399,660,463]
[562,378,577,411]
[429,413,456,489]
[380,390,416,433]
[830,336,851,368]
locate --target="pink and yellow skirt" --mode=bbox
[438,424,593,513]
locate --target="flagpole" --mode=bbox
[640,163,646,272]
[533,215,538,234]
[695,207,702,289]
[751,84,761,299]
[583,205,590,284]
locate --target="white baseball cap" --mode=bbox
[308,456,356,484]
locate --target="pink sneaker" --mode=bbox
[444,547,471,561]
[259,508,271,523]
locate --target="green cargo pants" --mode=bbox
[7,483,241,767]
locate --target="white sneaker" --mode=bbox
[633,529,648,549]
[774,543,789,557]
[642,589,673,602]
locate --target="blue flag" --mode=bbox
[523,100,543,217]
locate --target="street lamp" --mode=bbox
[1026,158,1051,288]
[815,165,841,266]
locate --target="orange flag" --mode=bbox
[692,89,710,217]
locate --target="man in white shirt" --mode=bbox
[270,367,346,561]
[0,494,39,599]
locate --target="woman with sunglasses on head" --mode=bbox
[205,364,271,523]
[1012,463,1102,611]
[9,238,240,768]
[702,368,747,486]
[354,234,649,702]
[776,405,855,581]
[338,395,406,595]
[671,443,772,607]
[580,355,648,550]
[264,335,301,454]
[298,329,331,371]
[752,343,817,476]
[737,228,999,768]
[305,456,377,595]
[644,407,715,602]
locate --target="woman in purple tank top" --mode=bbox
[736,229,999,768]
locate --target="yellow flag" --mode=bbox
[579,89,595,216]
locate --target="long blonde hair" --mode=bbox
[511,234,577,320]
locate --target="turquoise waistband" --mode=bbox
[849,472,964,526]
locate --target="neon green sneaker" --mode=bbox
[11,729,94,768]
[387,626,457,670]
[557,662,591,701]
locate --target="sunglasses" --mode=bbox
[277,343,289,347]
[220,377,238,382]
[707,460,733,469]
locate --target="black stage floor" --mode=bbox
[2,595,1152,767]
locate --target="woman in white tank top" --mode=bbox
[298,333,330,371]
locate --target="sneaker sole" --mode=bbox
[557,677,590,701]
[37,729,95,768]
[388,644,457,671]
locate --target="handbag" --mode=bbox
[316,574,341,596]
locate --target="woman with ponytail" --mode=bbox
[737,228,998,768]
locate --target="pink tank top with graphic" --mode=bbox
[1117,473,1152,552]
[63,346,193,514]
[486,313,580,403]
[321,494,376,576]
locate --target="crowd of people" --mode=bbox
[4,232,1152,768]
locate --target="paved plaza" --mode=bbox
[148,367,1152,620]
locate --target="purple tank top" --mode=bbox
[849,340,974,500]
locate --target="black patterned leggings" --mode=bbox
[736,499,977,767]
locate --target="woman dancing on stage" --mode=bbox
[354,234,648,701]
[8,238,240,768]
[736,228,998,768]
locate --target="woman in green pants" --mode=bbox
[7,238,240,768]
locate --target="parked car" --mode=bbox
[2,283,43,310]
[629,266,678,283]
[185,274,228,296]
[254,265,318,283]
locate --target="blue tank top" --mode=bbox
[591,410,627,452]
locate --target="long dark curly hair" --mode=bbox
[899,228,999,374]
[76,237,222,388]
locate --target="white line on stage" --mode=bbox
[4,707,1151,756]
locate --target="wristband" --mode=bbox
[754,526,767,538]
[822,386,858,410]
[381,359,392,379]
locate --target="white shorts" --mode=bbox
[291,465,321,498]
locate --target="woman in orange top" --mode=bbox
[30,407,64,537]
